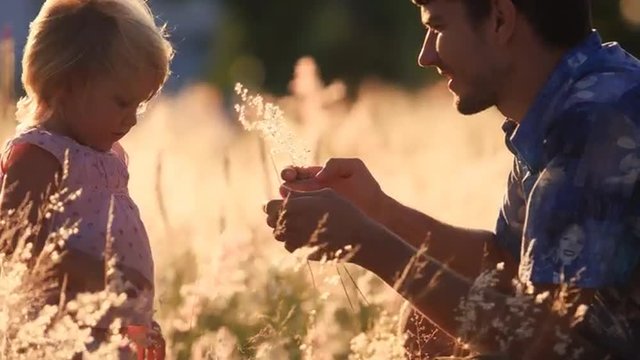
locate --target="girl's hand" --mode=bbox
[125,321,166,360]
[147,321,166,360]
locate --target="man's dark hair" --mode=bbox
[413,0,593,49]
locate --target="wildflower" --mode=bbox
[234,83,311,167]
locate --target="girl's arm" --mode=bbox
[1,143,62,252]
[0,144,106,296]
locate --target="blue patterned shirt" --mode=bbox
[495,31,640,358]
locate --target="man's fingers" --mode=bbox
[266,192,337,254]
[284,241,298,253]
[280,179,325,197]
[307,247,324,261]
[281,229,313,253]
[281,167,297,182]
[316,158,362,182]
[279,185,290,198]
[281,166,323,182]
[286,188,333,200]
[265,195,321,230]
[266,213,278,229]
[263,199,283,215]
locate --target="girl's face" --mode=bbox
[53,71,158,152]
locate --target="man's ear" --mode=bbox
[491,0,517,45]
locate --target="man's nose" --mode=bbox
[418,29,439,68]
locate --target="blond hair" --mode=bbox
[18,0,174,125]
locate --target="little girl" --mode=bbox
[0,0,173,357]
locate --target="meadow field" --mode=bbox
[124,58,511,359]
[0,56,513,359]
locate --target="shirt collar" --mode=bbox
[505,31,603,172]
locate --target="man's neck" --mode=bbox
[496,42,566,123]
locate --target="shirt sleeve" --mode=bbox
[522,103,640,288]
[495,159,527,262]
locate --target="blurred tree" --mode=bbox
[620,0,640,27]
[4,0,640,95]
[210,0,431,94]
[593,0,640,57]
[210,0,640,94]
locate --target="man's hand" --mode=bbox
[264,188,376,263]
[279,158,388,222]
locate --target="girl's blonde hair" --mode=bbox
[18,0,174,125]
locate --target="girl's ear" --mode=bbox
[52,74,84,108]
[61,75,80,97]
[47,76,79,121]
[48,84,68,113]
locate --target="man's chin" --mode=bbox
[454,94,494,116]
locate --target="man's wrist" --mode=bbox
[351,217,386,270]
[371,191,395,228]
[352,218,413,279]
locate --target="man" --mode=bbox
[264,0,640,358]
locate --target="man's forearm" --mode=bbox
[355,224,609,359]
[373,193,496,278]
[355,222,471,335]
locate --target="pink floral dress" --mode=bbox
[0,126,155,327]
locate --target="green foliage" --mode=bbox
[209,0,640,94]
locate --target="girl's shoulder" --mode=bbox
[1,127,130,192]
[2,127,128,167]
[0,141,61,186]
[3,127,80,165]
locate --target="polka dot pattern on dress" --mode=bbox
[0,127,155,303]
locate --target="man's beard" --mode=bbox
[453,67,502,115]
[454,91,496,115]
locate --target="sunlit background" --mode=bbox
[0,1,639,359]
[1,0,640,94]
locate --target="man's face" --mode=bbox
[418,0,505,115]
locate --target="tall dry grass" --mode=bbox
[0,157,133,359]
[0,55,523,358]
[120,57,512,359]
